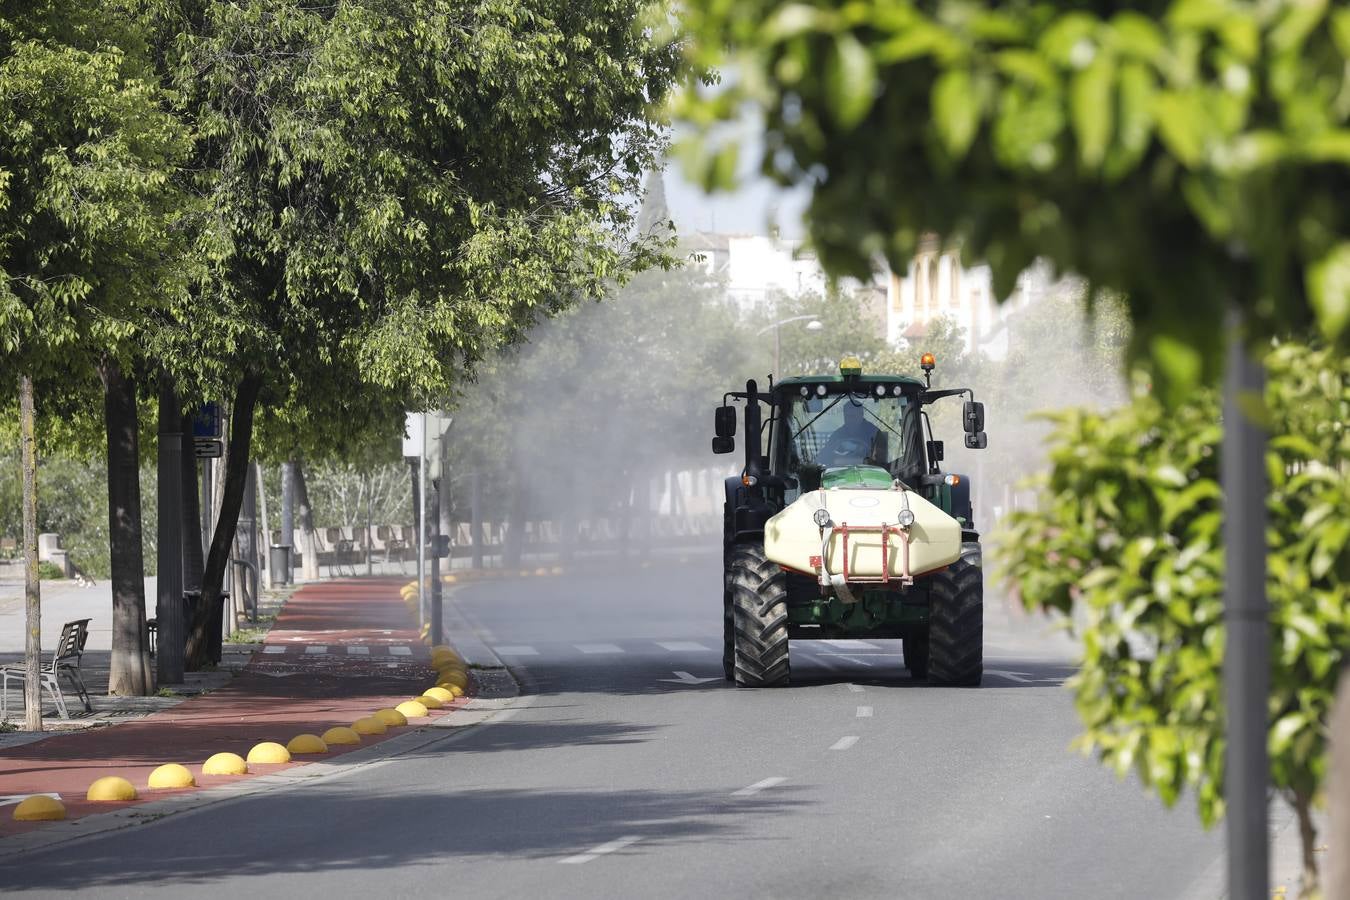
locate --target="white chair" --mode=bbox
[1,619,92,720]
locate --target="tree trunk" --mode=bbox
[470,471,483,570]
[155,378,185,684]
[1293,791,1320,899]
[100,360,153,696]
[18,374,42,731]
[503,479,525,569]
[185,374,262,670]
[256,462,274,590]
[295,460,320,580]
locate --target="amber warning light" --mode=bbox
[920,352,936,371]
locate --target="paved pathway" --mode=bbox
[0,578,453,837]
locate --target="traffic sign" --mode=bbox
[194,438,223,459]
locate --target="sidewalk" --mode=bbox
[0,577,463,838]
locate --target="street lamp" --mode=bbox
[757,315,824,375]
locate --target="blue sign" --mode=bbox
[192,402,222,439]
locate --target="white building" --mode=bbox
[685,232,840,313]
[885,235,1060,359]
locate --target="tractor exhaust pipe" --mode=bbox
[744,379,762,479]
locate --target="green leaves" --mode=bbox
[677,1,1350,401]
[1308,243,1350,342]
[995,341,1349,829]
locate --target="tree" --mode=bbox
[678,3,1350,895]
[1,0,188,701]
[997,342,1347,895]
[137,0,679,667]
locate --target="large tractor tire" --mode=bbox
[727,544,790,687]
[927,542,983,686]
[722,578,735,681]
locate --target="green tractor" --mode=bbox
[713,354,989,687]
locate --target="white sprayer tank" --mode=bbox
[764,488,962,580]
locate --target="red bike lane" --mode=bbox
[0,578,466,837]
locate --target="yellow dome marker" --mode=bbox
[147,763,196,789]
[424,686,454,703]
[414,694,443,709]
[373,707,407,727]
[87,776,138,802]
[445,683,466,698]
[438,671,469,688]
[246,742,291,764]
[395,699,428,718]
[352,717,386,735]
[12,795,65,821]
[322,726,361,745]
[286,734,329,754]
[202,752,248,775]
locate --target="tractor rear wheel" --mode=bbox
[927,542,983,686]
[722,579,735,681]
[728,544,790,687]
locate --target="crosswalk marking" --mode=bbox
[262,646,286,654]
[389,646,411,656]
[656,641,710,652]
[575,643,624,654]
[559,835,642,865]
[347,646,369,656]
[830,735,860,751]
[495,645,539,656]
[305,645,327,655]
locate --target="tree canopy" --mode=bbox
[676,0,1350,390]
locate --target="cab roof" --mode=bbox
[775,373,926,391]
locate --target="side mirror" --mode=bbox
[714,406,737,438]
[926,439,944,462]
[712,436,735,454]
[963,401,985,433]
[964,432,988,450]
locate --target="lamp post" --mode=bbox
[757,315,824,375]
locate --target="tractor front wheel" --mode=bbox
[722,580,735,681]
[728,545,790,687]
[927,543,983,686]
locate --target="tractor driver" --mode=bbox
[818,398,880,466]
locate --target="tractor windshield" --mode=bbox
[780,390,922,491]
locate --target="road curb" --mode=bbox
[0,592,525,862]
[0,664,523,862]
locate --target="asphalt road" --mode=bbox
[0,551,1223,898]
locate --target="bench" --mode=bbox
[1,619,92,720]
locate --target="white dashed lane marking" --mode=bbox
[389,646,412,656]
[575,643,624,654]
[558,835,643,865]
[846,683,865,693]
[822,639,881,650]
[830,736,860,751]
[856,706,873,718]
[305,645,327,655]
[656,641,710,652]
[262,646,285,654]
[731,777,786,797]
[495,645,539,656]
[347,646,369,656]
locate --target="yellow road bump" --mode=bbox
[12,795,65,821]
[286,734,329,755]
[86,776,138,802]
[424,686,454,704]
[246,742,291,765]
[445,683,465,698]
[352,717,387,735]
[438,671,469,689]
[395,700,429,719]
[415,694,443,709]
[147,763,196,789]
[373,708,407,727]
[322,726,361,746]
[202,752,248,775]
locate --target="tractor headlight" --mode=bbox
[891,385,903,396]
[874,384,886,397]
[812,508,832,528]
[800,386,810,397]
[815,384,828,397]
[897,508,916,528]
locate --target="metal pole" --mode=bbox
[417,411,427,628]
[1222,309,1269,899]
[156,377,185,684]
[774,324,781,377]
[256,462,273,591]
[365,471,373,577]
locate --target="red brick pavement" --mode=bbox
[0,578,465,836]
